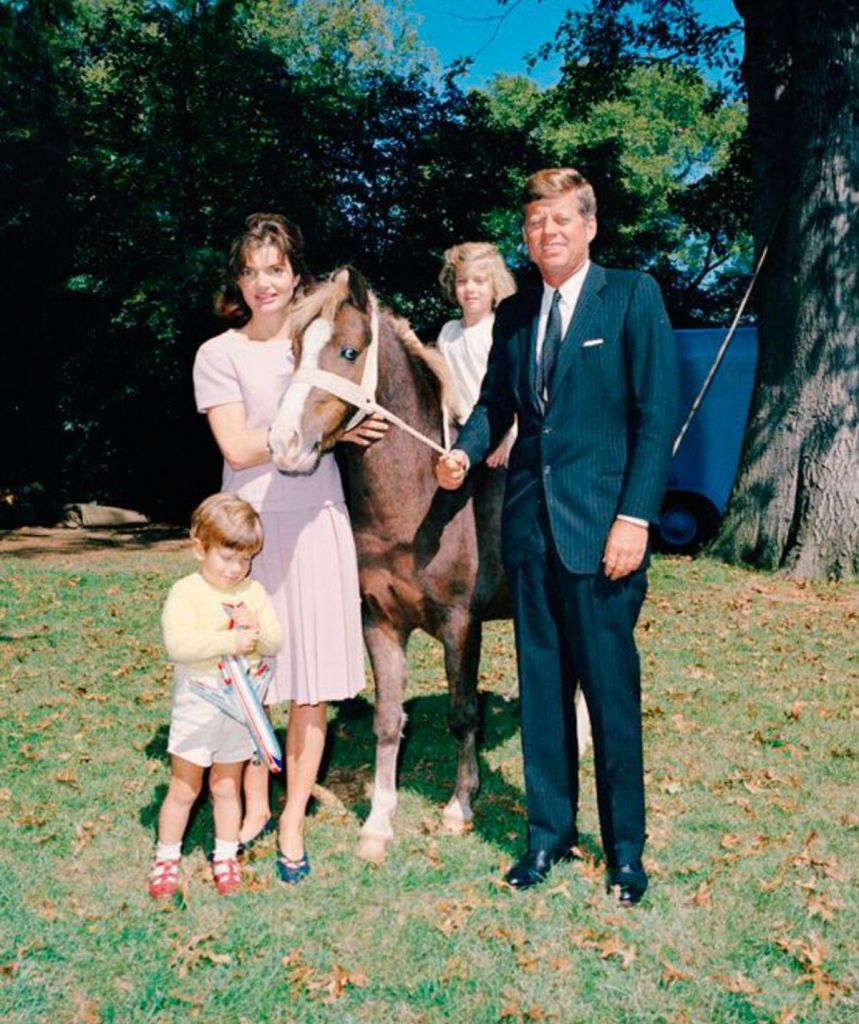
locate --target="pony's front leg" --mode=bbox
[440,614,481,835]
[357,623,408,864]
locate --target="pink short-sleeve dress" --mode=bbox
[193,329,365,706]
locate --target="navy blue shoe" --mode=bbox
[276,849,311,885]
[607,861,648,905]
[237,817,276,856]
[504,848,571,890]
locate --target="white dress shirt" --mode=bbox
[535,260,590,368]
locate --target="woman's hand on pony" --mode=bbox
[340,414,389,448]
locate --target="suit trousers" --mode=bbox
[508,504,648,867]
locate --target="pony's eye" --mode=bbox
[340,346,360,362]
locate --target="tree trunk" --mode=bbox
[713,1,859,579]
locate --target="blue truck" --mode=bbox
[655,326,758,553]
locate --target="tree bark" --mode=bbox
[713,1,859,579]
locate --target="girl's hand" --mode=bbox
[486,435,512,468]
[340,414,388,448]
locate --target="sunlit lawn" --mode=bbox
[1,534,857,1023]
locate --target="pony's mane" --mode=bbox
[385,311,470,424]
[288,271,469,423]
[286,274,353,342]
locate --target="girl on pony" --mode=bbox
[437,241,517,467]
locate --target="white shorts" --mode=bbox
[167,677,255,768]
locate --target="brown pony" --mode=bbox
[269,268,588,862]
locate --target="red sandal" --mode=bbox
[148,858,180,899]
[212,857,243,895]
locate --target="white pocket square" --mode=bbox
[582,337,604,347]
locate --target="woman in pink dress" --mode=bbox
[193,213,385,883]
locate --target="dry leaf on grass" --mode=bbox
[485,926,526,949]
[282,949,366,1003]
[499,1003,552,1022]
[804,891,845,922]
[661,961,693,985]
[71,995,101,1024]
[691,880,712,908]
[319,965,368,1004]
[573,852,604,884]
[440,955,470,982]
[435,899,478,935]
[169,931,231,978]
[713,972,760,996]
[791,832,845,881]
[777,932,852,1003]
[671,712,698,734]
[596,935,636,969]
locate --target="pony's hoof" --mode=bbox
[356,834,388,865]
[441,799,474,835]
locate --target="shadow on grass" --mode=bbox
[139,692,603,865]
[322,691,546,859]
[139,721,292,857]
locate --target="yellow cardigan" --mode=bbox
[161,571,282,675]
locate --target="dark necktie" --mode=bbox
[539,289,563,398]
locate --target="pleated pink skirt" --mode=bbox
[252,502,366,706]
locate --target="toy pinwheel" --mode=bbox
[190,655,283,773]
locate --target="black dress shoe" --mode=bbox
[607,861,648,906]
[505,848,569,890]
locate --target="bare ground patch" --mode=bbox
[0,524,188,560]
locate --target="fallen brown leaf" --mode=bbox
[714,972,760,996]
[691,880,712,908]
[661,961,693,985]
[597,935,637,969]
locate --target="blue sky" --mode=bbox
[407,0,742,88]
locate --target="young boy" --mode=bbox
[149,493,282,898]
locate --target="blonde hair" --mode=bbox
[438,241,516,308]
[522,168,597,219]
[190,493,263,554]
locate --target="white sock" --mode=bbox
[156,841,182,861]
[213,838,239,861]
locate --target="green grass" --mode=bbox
[1,543,857,1023]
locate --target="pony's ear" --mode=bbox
[332,266,369,313]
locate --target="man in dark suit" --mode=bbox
[436,168,677,904]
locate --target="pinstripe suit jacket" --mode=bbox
[456,263,678,575]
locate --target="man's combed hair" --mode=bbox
[190,492,263,554]
[521,168,597,219]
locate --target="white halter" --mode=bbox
[291,298,450,454]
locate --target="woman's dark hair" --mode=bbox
[215,213,310,323]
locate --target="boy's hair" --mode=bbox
[190,493,263,554]
[521,168,597,219]
[438,241,517,308]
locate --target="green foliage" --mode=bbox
[1,542,857,1021]
[1,0,752,515]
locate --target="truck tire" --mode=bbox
[655,491,720,555]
